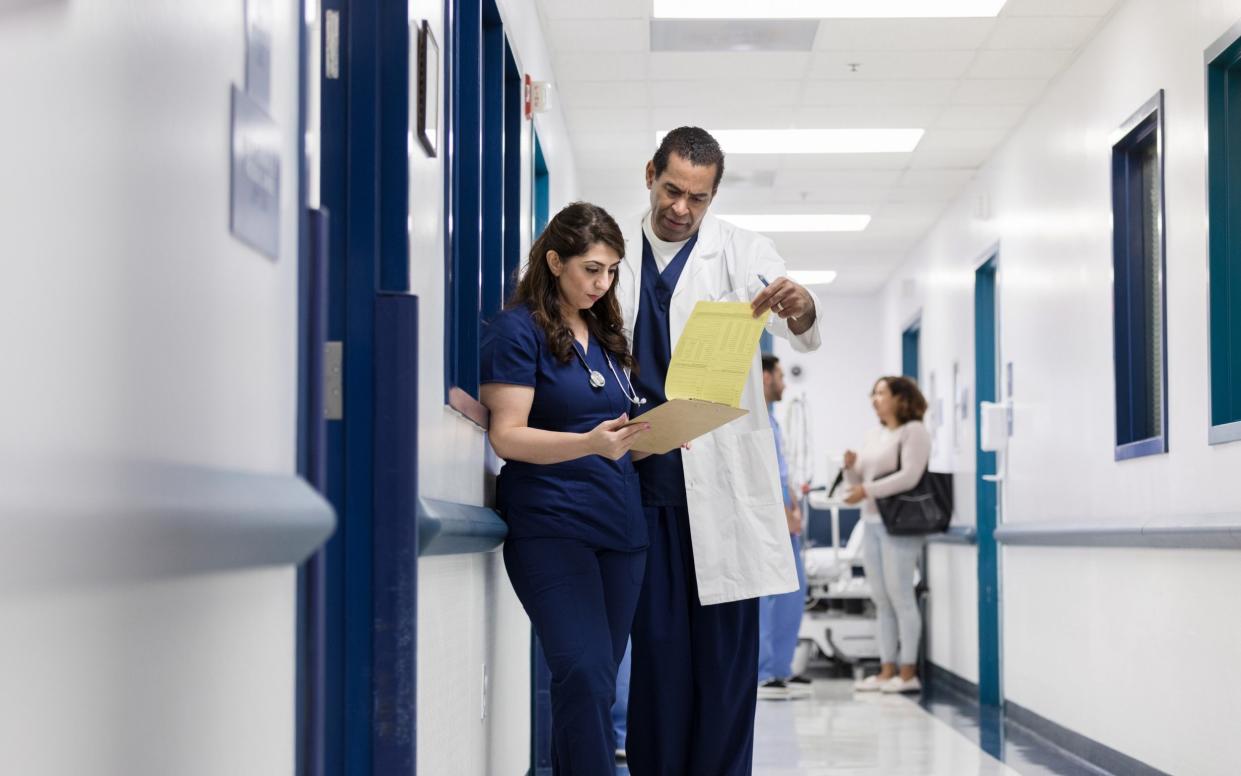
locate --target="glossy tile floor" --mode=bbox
[616,673,1108,775]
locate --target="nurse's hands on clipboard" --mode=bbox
[587,413,651,461]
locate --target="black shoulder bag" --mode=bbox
[874,441,954,536]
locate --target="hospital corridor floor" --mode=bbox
[615,673,1111,776]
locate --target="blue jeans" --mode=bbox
[758,533,807,682]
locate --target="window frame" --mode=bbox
[443,0,523,427]
[1206,26,1241,444]
[1109,90,1169,461]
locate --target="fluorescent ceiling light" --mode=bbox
[653,0,1007,19]
[656,129,923,154]
[788,270,839,286]
[718,214,870,232]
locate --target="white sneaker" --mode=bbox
[784,681,812,700]
[758,678,791,700]
[880,676,922,694]
[853,674,885,692]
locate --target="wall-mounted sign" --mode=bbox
[230,85,281,260]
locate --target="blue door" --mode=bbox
[974,255,1002,709]
[318,1,422,772]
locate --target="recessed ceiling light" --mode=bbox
[653,0,1007,19]
[717,214,870,232]
[657,129,923,154]
[788,270,839,286]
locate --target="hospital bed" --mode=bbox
[793,490,880,674]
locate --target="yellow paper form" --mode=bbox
[664,301,768,407]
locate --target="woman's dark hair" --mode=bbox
[874,375,927,425]
[511,202,634,370]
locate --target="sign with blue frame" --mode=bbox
[230,85,281,260]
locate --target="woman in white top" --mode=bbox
[842,376,932,694]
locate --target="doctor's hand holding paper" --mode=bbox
[614,126,823,776]
[751,274,817,333]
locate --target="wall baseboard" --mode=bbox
[925,662,1171,776]
[1004,700,1171,776]
[926,661,978,697]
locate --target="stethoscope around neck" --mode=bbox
[570,341,646,406]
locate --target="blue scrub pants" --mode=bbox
[503,537,646,776]
[758,533,807,682]
[611,639,631,751]
[627,505,760,776]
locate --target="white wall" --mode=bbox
[771,293,885,490]
[408,1,579,773]
[0,1,306,773]
[882,0,1241,772]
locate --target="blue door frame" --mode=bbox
[319,1,421,773]
[529,129,553,776]
[974,255,1002,710]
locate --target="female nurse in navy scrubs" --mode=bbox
[480,202,650,775]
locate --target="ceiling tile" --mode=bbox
[906,148,994,168]
[651,105,798,130]
[915,128,1008,153]
[565,107,652,133]
[795,104,940,126]
[557,80,650,108]
[554,53,650,82]
[983,16,1102,50]
[648,52,811,81]
[536,0,647,19]
[548,19,648,52]
[813,18,997,51]
[573,131,656,159]
[802,79,957,106]
[809,51,977,80]
[899,168,977,187]
[933,104,1027,130]
[966,48,1074,79]
[950,78,1048,105]
[650,79,801,107]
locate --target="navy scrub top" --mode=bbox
[481,305,647,552]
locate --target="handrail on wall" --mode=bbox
[418,496,507,557]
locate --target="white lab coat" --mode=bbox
[618,211,823,605]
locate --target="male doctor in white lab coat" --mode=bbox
[618,126,822,776]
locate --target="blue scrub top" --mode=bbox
[481,305,647,551]
[631,233,698,507]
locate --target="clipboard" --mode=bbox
[625,301,765,454]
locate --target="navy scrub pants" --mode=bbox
[503,537,646,775]
[627,505,760,776]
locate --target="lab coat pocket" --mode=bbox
[719,428,783,507]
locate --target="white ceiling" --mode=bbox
[534,0,1121,295]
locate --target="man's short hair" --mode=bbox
[652,126,725,191]
[762,354,779,373]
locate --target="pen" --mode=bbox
[757,273,771,286]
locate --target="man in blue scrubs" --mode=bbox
[757,355,811,701]
[617,127,823,776]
